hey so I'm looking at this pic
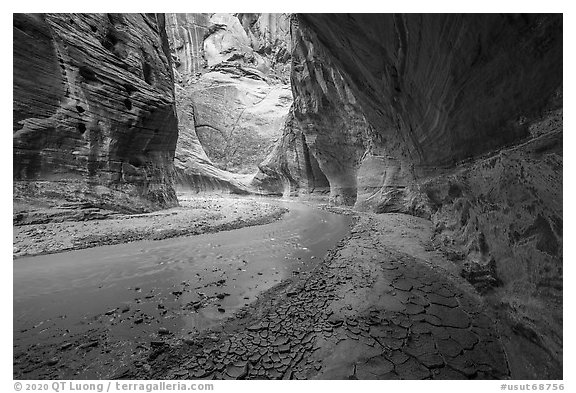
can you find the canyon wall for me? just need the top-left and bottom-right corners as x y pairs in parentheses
(13, 13), (179, 212)
(251, 106), (331, 196)
(257, 14), (562, 377)
(252, 18), (370, 200)
(168, 13), (291, 85)
(13, 13), (563, 377)
(166, 13), (292, 190)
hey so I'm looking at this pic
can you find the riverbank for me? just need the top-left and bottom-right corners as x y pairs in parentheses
(13, 197), (550, 379)
(13, 201), (352, 380)
(131, 212), (516, 380)
(13, 194), (288, 259)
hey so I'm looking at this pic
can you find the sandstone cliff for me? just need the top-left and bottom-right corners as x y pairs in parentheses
(251, 106), (330, 196)
(13, 13), (179, 212)
(256, 14), (563, 377)
(166, 13), (292, 190)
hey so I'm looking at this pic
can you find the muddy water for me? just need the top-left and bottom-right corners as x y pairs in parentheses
(13, 200), (352, 378)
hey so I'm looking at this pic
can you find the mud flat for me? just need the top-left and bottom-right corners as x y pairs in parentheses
(136, 212), (527, 380)
(13, 193), (288, 258)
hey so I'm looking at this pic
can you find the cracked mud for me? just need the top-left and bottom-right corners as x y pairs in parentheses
(131, 214), (510, 380)
(13, 200), (510, 380)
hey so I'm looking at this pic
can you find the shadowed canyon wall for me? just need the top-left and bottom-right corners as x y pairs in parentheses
(255, 14), (562, 377)
(13, 13), (179, 211)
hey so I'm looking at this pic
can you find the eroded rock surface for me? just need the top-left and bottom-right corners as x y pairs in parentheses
(166, 13), (292, 189)
(254, 20), (373, 203)
(168, 13), (290, 86)
(13, 13), (179, 211)
(251, 107), (330, 196)
(254, 14), (562, 376)
(182, 71), (292, 175)
(172, 83), (255, 194)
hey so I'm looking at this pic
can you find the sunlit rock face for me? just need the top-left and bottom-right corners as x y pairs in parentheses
(166, 13), (210, 80)
(172, 84), (254, 194)
(186, 71), (292, 175)
(13, 13), (179, 211)
(236, 13), (292, 83)
(257, 13), (562, 376)
(251, 107), (330, 196)
(166, 13), (292, 189)
(168, 13), (291, 84)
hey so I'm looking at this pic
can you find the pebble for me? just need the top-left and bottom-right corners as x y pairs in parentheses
(59, 342), (73, 350)
(78, 340), (98, 349)
(46, 357), (59, 366)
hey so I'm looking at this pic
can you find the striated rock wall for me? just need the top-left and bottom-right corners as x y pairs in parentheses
(253, 19), (373, 202)
(166, 13), (292, 189)
(251, 107), (330, 196)
(298, 14), (562, 167)
(256, 13), (562, 377)
(166, 13), (211, 81)
(13, 13), (179, 211)
(167, 13), (290, 84)
(236, 13), (292, 83)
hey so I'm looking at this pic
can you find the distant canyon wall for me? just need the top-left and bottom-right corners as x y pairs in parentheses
(168, 13), (291, 85)
(13, 13), (179, 211)
(165, 13), (293, 190)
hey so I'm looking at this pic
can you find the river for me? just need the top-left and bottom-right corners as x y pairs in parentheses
(13, 200), (352, 378)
